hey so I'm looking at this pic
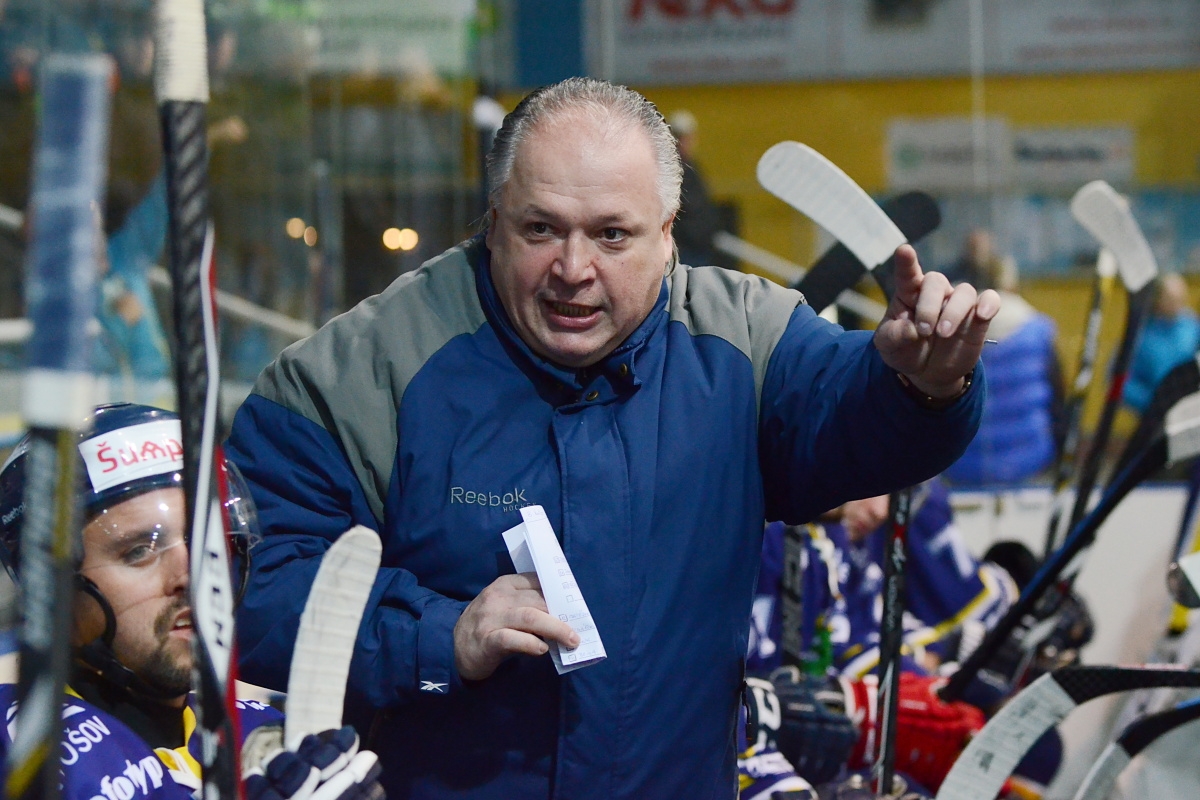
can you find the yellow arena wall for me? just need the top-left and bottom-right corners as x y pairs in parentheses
(634, 70), (1200, 435)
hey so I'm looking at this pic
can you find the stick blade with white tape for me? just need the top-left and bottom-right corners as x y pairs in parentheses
(284, 526), (382, 749)
(1064, 181), (1160, 533)
(796, 191), (941, 312)
(1070, 181), (1157, 295)
(6, 54), (111, 800)
(936, 666), (1200, 800)
(1073, 696), (1200, 800)
(757, 142), (908, 274)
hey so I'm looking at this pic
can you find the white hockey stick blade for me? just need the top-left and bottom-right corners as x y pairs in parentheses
(1165, 389), (1200, 465)
(1070, 181), (1157, 293)
(757, 142), (907, 271)
(284, 526), (382, 749)
(935, 666), (1200, 800)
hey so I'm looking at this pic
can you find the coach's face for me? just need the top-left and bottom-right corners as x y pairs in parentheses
(486, 112), (674, 369)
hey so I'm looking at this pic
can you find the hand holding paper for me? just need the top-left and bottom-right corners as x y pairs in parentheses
(503, 505), (607, 674)
(453, 572), (580, 682)
(453, 505), (606, 681)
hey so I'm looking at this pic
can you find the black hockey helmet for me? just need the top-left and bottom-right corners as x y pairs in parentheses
(0, 402), (260, 698)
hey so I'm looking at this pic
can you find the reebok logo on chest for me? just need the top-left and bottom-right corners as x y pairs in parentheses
(449, 486), (528, 513)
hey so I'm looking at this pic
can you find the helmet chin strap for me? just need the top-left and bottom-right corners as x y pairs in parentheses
(73, 575), (185, 703)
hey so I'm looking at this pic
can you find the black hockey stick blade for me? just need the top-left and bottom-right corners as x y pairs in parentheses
(797, 191), (941, 312)
(1114, 354), (1200, 480)
(1074, 695), (1200, 800)
(6, 54), (111, 800)
(937, 665), (1200, 800)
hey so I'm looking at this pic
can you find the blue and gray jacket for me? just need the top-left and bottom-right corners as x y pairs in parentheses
(226, 236), (984, 800)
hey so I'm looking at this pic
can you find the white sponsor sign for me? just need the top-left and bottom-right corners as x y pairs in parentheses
(78, 419), (183, 495)
(586, 0), (1200, 85)
(313, 0), (476, 76)
(1012, 127), (1133, 189)
(887, 117), (1013, 192)
(586, 0), (823, 85)
(886, 117), (1134, 191)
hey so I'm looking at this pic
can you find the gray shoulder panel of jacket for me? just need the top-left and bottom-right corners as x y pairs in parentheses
(252, 238), (488, 523)
(667, 265), (805, 409)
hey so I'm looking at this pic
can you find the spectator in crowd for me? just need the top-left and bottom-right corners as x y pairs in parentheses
(944, 229), (1062, 486)
(1124, 272), (1200, 413)
(667, 109), (723, 268)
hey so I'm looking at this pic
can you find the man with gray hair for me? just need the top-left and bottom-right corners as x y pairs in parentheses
(226, 77), (998, 799)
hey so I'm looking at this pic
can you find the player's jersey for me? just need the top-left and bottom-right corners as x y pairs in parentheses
(0, 684), (282, 800)
(748, 480), (1018, 678)
(746, 521), (842, 674)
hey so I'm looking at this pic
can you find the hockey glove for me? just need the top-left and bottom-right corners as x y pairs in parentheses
(746, 669), (858, 785)
(841, 673), (984, 792)
(242, 725), (385, 800)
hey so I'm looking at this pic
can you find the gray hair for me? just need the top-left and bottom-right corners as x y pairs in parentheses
(485, 78), (683, 224)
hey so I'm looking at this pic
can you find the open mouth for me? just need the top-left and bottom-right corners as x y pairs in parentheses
(170, 609), (192, 633)
(544, 300), (600, 321)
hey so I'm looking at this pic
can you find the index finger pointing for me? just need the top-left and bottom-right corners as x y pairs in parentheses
(890, 244), (922, 303)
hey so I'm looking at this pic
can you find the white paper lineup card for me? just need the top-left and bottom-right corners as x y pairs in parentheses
(502, 505), (607, 674)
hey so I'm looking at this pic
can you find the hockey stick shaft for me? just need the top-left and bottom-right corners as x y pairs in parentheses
(940, 437), (1167, 702)
(780, 526), (806, 669)
(1065, 285), (1156, 532)
(6, 55), (111, 800)
(873, 488), (912, 796)
(154, 2), (241, 798)
(1043, 263), (1116, 557)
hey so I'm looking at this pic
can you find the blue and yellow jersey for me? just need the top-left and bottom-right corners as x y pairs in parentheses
(0, 684), (282, 800)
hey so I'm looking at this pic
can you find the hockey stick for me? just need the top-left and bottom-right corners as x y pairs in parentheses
(1113, 354), (1200, 482)
(284, 526), (381, 748)
(936, 665), (1200, 800)
(940, 362), (1200, 703)
(795, 191), (941, 312)
(5, 55), (111, 800)
(153, 2), (241, 798)
(757, 142), (912, 308)
(1042, 249), (1118, 558)
(1073, 695), (1200, 800)
(1064, 181), (1159, 534)
(873, 488), (913, 797)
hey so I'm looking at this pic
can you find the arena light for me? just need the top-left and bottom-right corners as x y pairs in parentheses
(303, 226), (318, 247)
(397, 228), (419, 251)
(382, 227), (402, 250)
(286, 217), (306, 238)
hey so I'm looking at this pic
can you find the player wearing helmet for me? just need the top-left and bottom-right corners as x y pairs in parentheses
(0, 403), (384, 800)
